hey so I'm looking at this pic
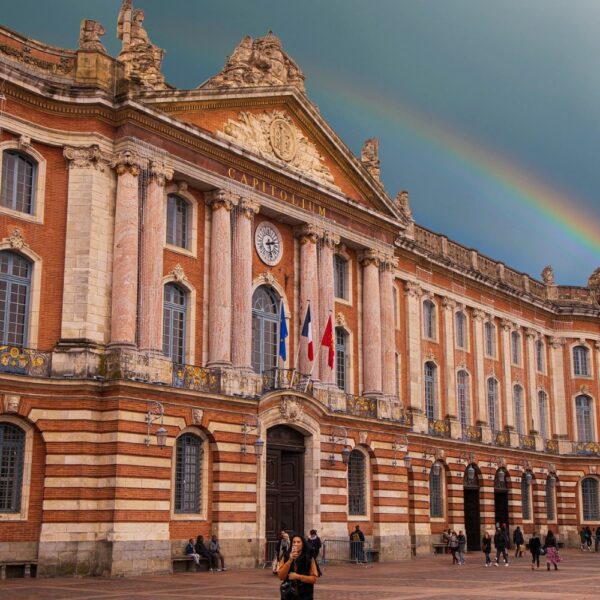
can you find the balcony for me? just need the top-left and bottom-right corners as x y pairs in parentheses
(494, 430), (511, 447)
(0, 345), (51, 377)
(573, 441), (600, 456)
(461, 424), (482, 443)
(173, 364), (221, 393)
(262, 368), (311, 393)
(545, 439), (559, 454)
(428, 418), (451, 438)
(519, 434), (536, 451)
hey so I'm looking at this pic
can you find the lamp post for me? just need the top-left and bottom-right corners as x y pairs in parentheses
(145, 401), (167, 449)
(241, 416), (264, 457)
(458, 451), (476, 480)
(519, 458), (532, 484)
(391, 434), (408, 467)
(329, 426), (350, 466)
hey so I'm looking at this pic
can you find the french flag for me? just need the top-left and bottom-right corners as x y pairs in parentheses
(301, 304), (314, 361)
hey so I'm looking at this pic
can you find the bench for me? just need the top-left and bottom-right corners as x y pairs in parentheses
(433, 543), (447, 555)
(0, 560), (37, 579)
(172, 556), (210, 573)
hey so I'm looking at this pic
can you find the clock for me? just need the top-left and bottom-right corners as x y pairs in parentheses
(255, 222), (283, 266)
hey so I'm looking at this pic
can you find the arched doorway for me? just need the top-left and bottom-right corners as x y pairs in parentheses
(463, 464), (481, 551)
(494, 469), (510, 537)
(266, 425), (305, 539)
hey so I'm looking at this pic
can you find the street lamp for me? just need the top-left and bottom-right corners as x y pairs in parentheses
(241, 416), (264, 457)
(145, 401), (167, 449)
(329, 426), (350, 466)
(391, 434), (408, 467)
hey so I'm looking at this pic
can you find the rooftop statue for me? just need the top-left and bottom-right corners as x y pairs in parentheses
(395, 190), (413, 221)
(361, 138), (381, 181)
(588, 267), (600, 290)
(79, 19), (107, 53)
(541, 265), (556, 286)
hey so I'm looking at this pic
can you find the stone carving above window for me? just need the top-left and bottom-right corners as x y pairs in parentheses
(218, 110), (338, 190)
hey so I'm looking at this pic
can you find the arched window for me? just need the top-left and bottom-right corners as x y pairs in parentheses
(535, 340), (545, 372)
(538, 391), (548, 440)
(1, 151), (36, 214)
(0, 252), (32, 346)
(513, 385), (524, 436)
(335, 327), (348, 392)
(333, 255), (348, 300)
(485, 321), (495, 357)
(163, 283), (187, 364)
(573, 345), (590, 376)
(0, 423), (25, 512)
(423, 299), (436, 339)
(166, 194), (190, 249)
(487, 378), (499, 433)
(251, 286), (279, 374)
(174, 433), (203, 513)
(581, 477), (599, 521)
(429, 462), (444, 518)
(424, 361), (437, 420)
(511, 331), (521, 364)
(457, 370), (470, 427)
(575, 395), (594, 442)
(521, 473), (532, 520)
(546, 476), (556, 521)
(348, 449), (366, 516)
(455, 311), (467, 349)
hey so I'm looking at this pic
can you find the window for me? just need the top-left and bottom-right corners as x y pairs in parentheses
(546, 476), (556, 521)
(582, 478), (599, 521)
(333, 255), (348, 300)
(521, 474), (531, 520)
(513, 385), (524, 436)
(575, 395), (594, 442)
(455, 311), (467, 349)
(163, 283), (187, 363)
(457, 370), (470, 427)
(536, 340), (545, 372)
(251, 286), (279, 374)
(0, 423), (25, 513)
(429, 463), (443, 518)
(0, 252), (31, 346)
(424, 361), (437, 420)
(538, 391), (548, 440)
(487, 378), (499, 433)
(174, 433), (203, 513)
(423, 299), (436, 339)
(335, 327), (348, 392)
(573, 345), (590, 376)
(511, 331), (521, 364)
(166, 194), (189, 249)
(348, 449), (366, 516)
(485, 321), (495, 357)
(1, 151), (36, 215)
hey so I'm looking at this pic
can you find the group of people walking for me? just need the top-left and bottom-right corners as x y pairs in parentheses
(184, 534), (226, 572)
(579, 526), (600, 551)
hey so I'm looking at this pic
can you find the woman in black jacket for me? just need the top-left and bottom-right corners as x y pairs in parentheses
(528, 531), (541, 570)
(481, 531), (492, 566)
(278, 534), (318, 600)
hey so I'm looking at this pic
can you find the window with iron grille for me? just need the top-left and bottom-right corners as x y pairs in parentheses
(487, 378), (498, 433)
(485, 321), (495, 357)
(424, 361), (437, 421)
(573, 345), (590, 376)
(348, 449), (366, 516)
(457, 370), (470, 427)
(429, 464), (443, 518)
(335, 327), (347, 392)
(0, 252), (31, 347)
(521, 474), (531, 520)
(536, 340), (544, 372)
(175, 434), (203, 513)
(0, 423), (25, 512)
(538, 391), (548, 440)
(575, 395), (594, 442)
(511, 331), (521, 364)
(546, 477), (555, 521)
(455, 311), (466, 349)
(1, 151), (36, 214)
(163, 283), (187, 364)
(166, 194), (189, 249)
(333, 255), (348, 300)
(582, 478), (599, 521)
(513, 385), (524, 436)
(423, 300), (436, 339)
(251, 286), (279, 374)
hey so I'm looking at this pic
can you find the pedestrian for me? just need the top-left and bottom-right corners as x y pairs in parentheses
(457, 530), (466, 565)
(501, 523), (510, 550)
(448, 530), (459, 565)
(273, 531), (290, 575)
(481, 530), (492, 566)
(306, 529), (322, 577)
(195, 534), (217, 571)
(544, 529), (561, 571)
(349, 525), (365, 563)
(494, 527), (509, 566)
(579, 526), (587, 551)
(442, 528), (451, 554)
(584, 526), (593, 551)
(208, 534), (227, 571)
(595, 526), (600, 552)
(278, 533), (318, 600)
(529, 531), (541, 570)
(513, 526), (524, 557)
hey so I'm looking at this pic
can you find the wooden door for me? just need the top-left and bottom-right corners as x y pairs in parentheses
(463, 488), (481, 551)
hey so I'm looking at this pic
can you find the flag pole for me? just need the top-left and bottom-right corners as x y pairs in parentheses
(275, 298), (283, 388)
(292, 300), (307, 375)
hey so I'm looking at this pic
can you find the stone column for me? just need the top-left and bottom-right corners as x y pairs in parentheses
(139, 160), (173, 353)
(500, 319), (515, 432)
(295, 224), (321, 378)
(360, 250), (382, 397)
(472, 309), (487, 425)
(525, 329), (539, 432)
(318, 231), (339, 384)
(110, 151), (146, 348)
(549, 337), (567, 438)
(379, 255), (398, 396)
(231, 198), (259, 370)
(442, 298), (458, 438)
(405, 281), (423, 416)
(206, 189), (235, 367)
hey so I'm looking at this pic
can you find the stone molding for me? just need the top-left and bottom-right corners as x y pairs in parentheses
(148, 160), (174, 186)
(4, 227), (27, 251)
(549, 336), (564, 349)
(63, 144), (112, 172)
(205, 189), (236, 211)
(358, 248), (380, 267)
(441, 297), (456, 311)
(321, 230), (340, 249)
(472, 308), (485, 322)
(404, 281), (422, 298)
(112, 150), (146, 176)
(294, 223), (323, 244)
(237, 198), (260, 219)
(379, 253), (398, 271)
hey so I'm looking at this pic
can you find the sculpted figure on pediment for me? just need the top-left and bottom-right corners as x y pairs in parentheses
(79, 20), (107, 53)
(588, 267), (600, 291)
(541, 265), (555, 286)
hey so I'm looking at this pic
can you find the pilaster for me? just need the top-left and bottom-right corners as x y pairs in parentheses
(318, 231), (339, 384)
(549, 337), (567, 437)
(525, 328), (540, 433)
(380, 254), (398, 396)
(501, 319), (514, 430)
(404, 281), (423, 413)
(360, 250), (382, 397)
(442, 297), (457, 419)
(472, 309), (487, 424)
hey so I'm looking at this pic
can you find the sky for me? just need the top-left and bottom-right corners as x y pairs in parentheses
(2, 0), (600, 286)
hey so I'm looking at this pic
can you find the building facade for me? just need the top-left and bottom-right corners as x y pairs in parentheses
(0, 2), (599, 577)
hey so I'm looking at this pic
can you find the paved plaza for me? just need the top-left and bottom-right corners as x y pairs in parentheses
(1, 549), (599, 600)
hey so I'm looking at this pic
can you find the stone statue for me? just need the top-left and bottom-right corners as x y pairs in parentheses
(541, 265), (556, 286)
(116, 0), (167, 90)
(79, 19), (107, 53)
(361, 138), (380, 181)
(588, 267), (600, 290)
(395, 190), (413, 221)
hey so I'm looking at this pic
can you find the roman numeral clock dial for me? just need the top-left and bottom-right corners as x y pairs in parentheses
(255, 222), (283, 266)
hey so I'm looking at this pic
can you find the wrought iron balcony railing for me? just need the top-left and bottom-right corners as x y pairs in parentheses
(519, 434), (536, 450)
(461, 424), (482, 443)
(545, 439), (559, 454)
(345, 394), (378, 419)
(494, 430), (511, 447)
(173, 364), (221, 393)
(0, 345), (51, 377)
(573, 441), (600, 456)
(262, 368), (312, 393)
(428, 418), (451, 438)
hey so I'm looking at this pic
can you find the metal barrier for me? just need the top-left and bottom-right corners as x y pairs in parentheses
(262, 540), (280, 569)
(321, 539), (373, 567)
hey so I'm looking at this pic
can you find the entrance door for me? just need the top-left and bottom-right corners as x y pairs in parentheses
(494, 491), (509, 533)
(266, 425), (305, 540)
(463, 488), (481, 551)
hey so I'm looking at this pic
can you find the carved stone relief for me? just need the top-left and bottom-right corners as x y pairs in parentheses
(280, 395), (303, 422)
(192, 408), (203, 425)
(3, 394), (20, 413)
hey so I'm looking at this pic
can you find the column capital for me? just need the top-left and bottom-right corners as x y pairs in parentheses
(379, 253), (398, 271)
(238, 198), (260, 219)
(63, 144), (112, 172)
(358, 248), (380, 267)
(294, 223), (323, 244)
(206, 188), (236, 211)
(595, 341), (600, 352)
(525, 328), (539, 340)
(441, 296), (456, 311)
(549, 336), (565, 349)
(149, 160), (174, 187)
(404, 280), (422, 298)
(321, 230), (340, 249)
(500, 318), (513, 332)
(112, 150), (147, 177)
(472, 308), (486, 322)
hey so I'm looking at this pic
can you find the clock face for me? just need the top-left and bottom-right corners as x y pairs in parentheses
(255, 222), (283, 266)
